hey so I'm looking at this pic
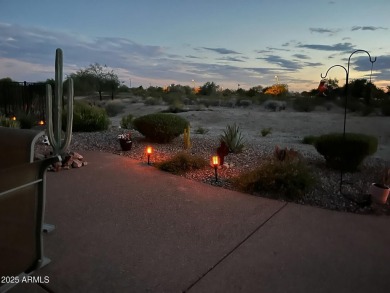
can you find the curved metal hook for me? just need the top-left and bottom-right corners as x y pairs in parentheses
(320, 64), (348, 79)
(348, 49), (377, 67)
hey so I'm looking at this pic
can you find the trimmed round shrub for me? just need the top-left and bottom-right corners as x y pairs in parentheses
(104, 100), (126, 117)
(133, 113), (189, 143)
(69, 101), (110, 132)
(314, 133), (378, 172)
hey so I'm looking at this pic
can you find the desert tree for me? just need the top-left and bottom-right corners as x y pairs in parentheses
(70, 63), (120, 100)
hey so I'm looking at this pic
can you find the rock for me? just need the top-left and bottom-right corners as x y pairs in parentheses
(72, 159), (83, 168)
(70, 151), (83, 160)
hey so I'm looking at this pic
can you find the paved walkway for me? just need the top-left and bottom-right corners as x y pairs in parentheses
(9, 151), (390, 293)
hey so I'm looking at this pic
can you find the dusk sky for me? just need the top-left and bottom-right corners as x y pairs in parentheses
(1, 0), (389, 92)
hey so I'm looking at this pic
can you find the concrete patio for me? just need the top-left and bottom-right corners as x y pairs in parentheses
(8, 151), (390, 293)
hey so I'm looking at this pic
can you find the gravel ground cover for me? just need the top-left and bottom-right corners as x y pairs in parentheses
(35, 127), (390, 216)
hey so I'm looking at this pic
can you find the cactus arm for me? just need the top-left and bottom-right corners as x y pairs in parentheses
(45, 84), (59, 153)
(61, 78), (74, 151)
(54, 49), (63, 147)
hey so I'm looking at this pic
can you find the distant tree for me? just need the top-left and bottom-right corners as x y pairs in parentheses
(105, 70), (120, 100)
(70, 63), (120, 100)
(199, 81), (219, 95)
(246, 86), (263, 97)
(327, 78), (339, 89)
(222, 88), (233, 96)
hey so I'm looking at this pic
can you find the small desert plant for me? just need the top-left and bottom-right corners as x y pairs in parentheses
(133, 113), (189, 143)
(232, 158), (316, 199)
(314, 133), (378, 172)
(163, 99), (186, 113)
(302, 135), (319, 145)
(183, 125), (191, 149)
(0, 115), (19, 128)
(274, 145), (301, 162)
(156, 152), (208, 174)
(144, 96), (162, 105)
(120, 114), (134, 129)
(260, 127), (272, 137)
(104, 100), (126, 117)
(220, 123), (245, 153)
(194, 126), (209, 134)
(69, 101), (110, 132)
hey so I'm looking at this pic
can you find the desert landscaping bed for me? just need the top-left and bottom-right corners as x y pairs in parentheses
(35, 126), (390, 216)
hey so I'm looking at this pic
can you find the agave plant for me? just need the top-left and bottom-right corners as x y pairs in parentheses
(220, 123), (245, 153)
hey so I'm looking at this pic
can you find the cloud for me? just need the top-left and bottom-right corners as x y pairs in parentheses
(266, 47), (290, 52)
(353, 54), (384, 71)
(185, 55), (202, 59)
(255, 49), (272, 54)
(309, 28), (340, 35)
(304, 61), (323, 67)
(351, 26), (387, 31)
(257, 55), (302, 71)
(297, 42), (355, 52)
(217, 57), (245, 62)
(201, 47), (240, 54)
(292, 54), (310, 60)
(0, 23), (167, 70)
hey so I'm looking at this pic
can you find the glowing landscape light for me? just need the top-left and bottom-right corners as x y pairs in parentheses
(146, 146), (153, 165)
(212, 155), (220, 182)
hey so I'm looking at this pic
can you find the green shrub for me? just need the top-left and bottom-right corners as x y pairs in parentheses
(144, 96), (162, 105)
(232, 159), (315, 199)
(120, 114), (134, 129)
(104, 100), (126, 117)
(194, 126), (209, 134)
(381, 99), (390, 116)
(314, 133), (378, 172)
(292, 97), (316, 112)
(302, 135), (318, 145)
(220, 123), (245, 153)
(133, 113), (189, 143)
(260, 127), (272, 137)
(156, 152), (208, 174)
(70, 101), (110, 132)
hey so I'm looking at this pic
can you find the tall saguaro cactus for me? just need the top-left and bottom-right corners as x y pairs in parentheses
(46, 48), (74, 158)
